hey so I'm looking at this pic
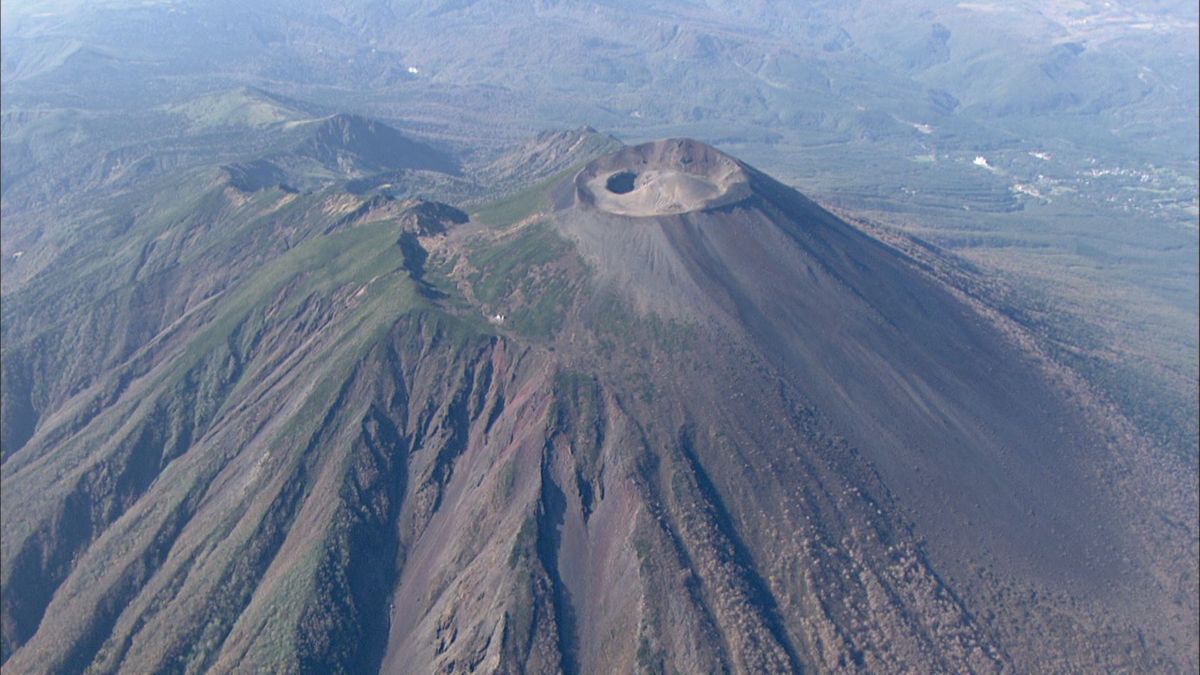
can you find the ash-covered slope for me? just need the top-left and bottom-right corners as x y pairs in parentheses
(559, 139), (1131, 586)
(1, 137), (1195, 674)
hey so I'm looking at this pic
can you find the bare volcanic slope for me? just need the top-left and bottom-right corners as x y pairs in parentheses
(537, 139), (1195, 671)
(1, 137), (1195, 674)
(559, 139), (1133, 584)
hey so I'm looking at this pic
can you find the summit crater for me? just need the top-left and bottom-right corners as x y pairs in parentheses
(575, 138), (752, 216)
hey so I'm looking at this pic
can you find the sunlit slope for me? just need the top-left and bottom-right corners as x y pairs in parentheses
(1, 139), (1195, 673)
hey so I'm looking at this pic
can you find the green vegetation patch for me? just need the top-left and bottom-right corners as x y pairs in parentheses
(588, 290), (697, 357)
(471, 184), (550, 228)
(470, 158), (595, 227)
(465, 221), (580, 339)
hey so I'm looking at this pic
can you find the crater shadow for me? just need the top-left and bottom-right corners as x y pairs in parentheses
(605, 171), (638, 194)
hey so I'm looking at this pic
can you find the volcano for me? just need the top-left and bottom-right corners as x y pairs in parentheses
(1, 138), (1194, 674)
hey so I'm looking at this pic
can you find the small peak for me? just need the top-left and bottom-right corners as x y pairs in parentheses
(399, 199), (469, 235)
(219, 159), (290, 192)
(298, 114), (459, 175)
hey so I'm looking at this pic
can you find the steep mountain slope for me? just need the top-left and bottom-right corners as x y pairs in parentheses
(1, 138), (1195, 673)
(269, 113), (461, 182)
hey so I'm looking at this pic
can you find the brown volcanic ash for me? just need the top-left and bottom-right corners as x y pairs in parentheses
(1, 139), (1195, 674)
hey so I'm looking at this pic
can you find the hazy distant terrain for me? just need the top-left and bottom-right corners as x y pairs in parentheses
(1, 1), (1196, 673)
